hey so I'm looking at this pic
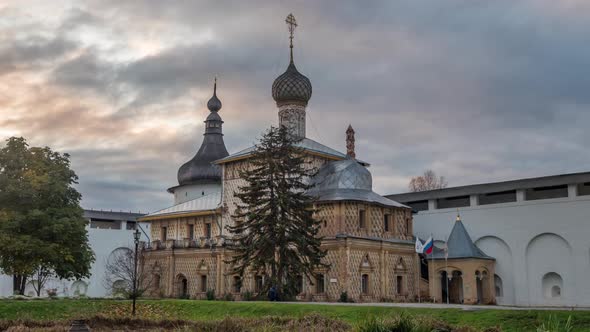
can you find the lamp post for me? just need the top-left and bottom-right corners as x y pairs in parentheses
(132, 228), (141, 316)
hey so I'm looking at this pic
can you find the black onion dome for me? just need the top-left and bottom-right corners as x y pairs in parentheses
(176, 80), (229, 186)
(177, 135), (228, 185)
(272, 61), (312, 107)
(207, 81), (222, 112)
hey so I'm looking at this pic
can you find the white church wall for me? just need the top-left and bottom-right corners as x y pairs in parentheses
(172, 183), (221, 205)
(412, 195), (590, 306)
(474, 236), (515, 305)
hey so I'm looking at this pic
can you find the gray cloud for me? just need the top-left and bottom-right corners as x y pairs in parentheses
(1, 0), (589, 210)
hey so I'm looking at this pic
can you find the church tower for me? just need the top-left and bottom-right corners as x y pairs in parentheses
(271, 14), (312, 139)
(169, 79), (229, 204)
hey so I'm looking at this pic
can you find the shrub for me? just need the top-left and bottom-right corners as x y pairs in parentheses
(206, 289), (216, 301)
(536, 315), (574, 332)
(222, 293), (234, 301)
(242, 291), (255, 301)
(46, 289), (58, 298)
(356, 313), (455, 332)
(338, 291), (349, 303)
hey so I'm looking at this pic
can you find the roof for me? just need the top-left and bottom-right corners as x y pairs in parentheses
(429, 217), (494, 260)
(176, 83), (229, 186)
(215, 137), (369, 165)
(386, 171), (590, 203)
(176, 134), (229, 186)
(83, 209), (145, 221)
(143, 192), (221, 219)
(311, 189), (408, 208)
(306, 158), (407, 208)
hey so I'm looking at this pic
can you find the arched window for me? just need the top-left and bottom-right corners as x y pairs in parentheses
(542, 272), (563, 299)
(361, 274), (369, 294)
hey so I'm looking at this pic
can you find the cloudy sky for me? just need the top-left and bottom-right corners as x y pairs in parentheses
(1, 0), (589, 213)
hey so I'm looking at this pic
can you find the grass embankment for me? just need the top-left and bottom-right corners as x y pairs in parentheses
(0, 299), (589, 331)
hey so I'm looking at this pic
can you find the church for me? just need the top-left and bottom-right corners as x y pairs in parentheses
(139, 15), (423, 303)
(138, 15), (499, 304)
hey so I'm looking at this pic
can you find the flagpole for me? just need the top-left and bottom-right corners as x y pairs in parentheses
(445, 247), (449, 304)
(431, 233), (434, 303)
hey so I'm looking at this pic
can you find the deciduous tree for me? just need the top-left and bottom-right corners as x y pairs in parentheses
(0, 137), (94, 295)
(408, 169), (448, 192)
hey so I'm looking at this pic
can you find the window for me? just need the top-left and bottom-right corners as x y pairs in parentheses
(200, 275), (207, 292)
(479, 190), (517, 205)
(153, 275), (161, 292)
(383, 214), (390, 232)
(526, 185), (568, 201)
(296, 275), (303, 294)
(359, 210), (366, 229)
(405, 218), (411, 235)
(255, 276), (264, 292)
(396, 276), (403, 295)
(361, 274), (369, 294)
(406, 200), (429, 212)
(577, 182), (590, 196)
(161, 227), (167, 241)
(316, 274), (325, 294)
(205, 223), (212, 239)
(233, 276), (241, 293)
(189, 225), (194, 239)
(126, 221), (136, 230)
(436, 196), (470, 209)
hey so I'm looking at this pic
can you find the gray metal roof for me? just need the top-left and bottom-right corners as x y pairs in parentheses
(386, 171), (590, 203)
(429, 217), (494, 260)
(215, 137), (369, 165)
(310, 157), (372, 191)
(83, 209), (145, 221)
(307, 158), (407, 208)
(146, 192), (221, 217)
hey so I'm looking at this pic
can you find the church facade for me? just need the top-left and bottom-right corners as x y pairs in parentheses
(139, 16), (423, 302)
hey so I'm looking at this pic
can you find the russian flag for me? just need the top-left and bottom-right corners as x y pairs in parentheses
(423, 237), (434, 255)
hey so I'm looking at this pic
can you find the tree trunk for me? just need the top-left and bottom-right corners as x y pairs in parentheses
(13, 275), (26, 295)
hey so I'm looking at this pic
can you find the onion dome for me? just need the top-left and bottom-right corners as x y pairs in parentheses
(272, 13), (312, 107)
(176, 79), (229, 185)
(272, 61), (312, 107)
(207, 80), (222, 112)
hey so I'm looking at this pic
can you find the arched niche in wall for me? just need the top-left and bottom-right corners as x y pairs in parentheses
(525, 233), (572, 305)
(475, 235), (514, 305)
(542, 272), (563, 299)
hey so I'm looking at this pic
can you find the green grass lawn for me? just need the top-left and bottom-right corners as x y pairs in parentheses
(0, 299), (589, 331)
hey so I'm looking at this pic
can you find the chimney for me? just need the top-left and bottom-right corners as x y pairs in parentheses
(346, 125), (355, 158)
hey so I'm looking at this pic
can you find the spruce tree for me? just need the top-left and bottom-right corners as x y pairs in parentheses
(226, 126), (327, 298)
